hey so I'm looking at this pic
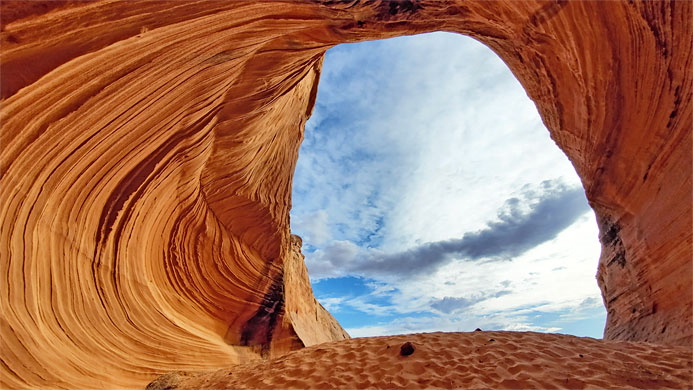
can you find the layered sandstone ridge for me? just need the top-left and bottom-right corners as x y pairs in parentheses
(1, 1), (691, 389)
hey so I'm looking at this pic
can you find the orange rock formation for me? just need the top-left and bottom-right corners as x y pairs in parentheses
(1, 1), (691, 389)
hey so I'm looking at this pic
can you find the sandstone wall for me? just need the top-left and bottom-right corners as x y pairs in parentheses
(1, 1), (690, 388)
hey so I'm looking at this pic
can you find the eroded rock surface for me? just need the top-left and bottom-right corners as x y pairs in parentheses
(1, 1), (691, 389)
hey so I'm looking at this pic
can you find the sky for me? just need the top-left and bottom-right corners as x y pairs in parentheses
(290, 32), (606, 339)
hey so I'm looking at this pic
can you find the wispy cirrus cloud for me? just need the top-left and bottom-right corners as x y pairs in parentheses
(291, 32), (605, 338)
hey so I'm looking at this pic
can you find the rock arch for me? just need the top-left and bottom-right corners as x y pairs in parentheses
(1, 1), (690, 388)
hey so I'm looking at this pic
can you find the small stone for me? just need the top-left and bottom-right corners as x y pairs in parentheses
(579, 354), (584, 358)
(488, 338), (495, 342)
(400, 341), (415, 356)
(146, 372), (183, 390)
(474, 328), (482, 332)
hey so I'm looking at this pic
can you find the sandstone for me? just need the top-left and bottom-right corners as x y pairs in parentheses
(1, 1), (690, 388)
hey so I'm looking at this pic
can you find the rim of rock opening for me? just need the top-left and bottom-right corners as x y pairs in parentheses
(0, 1), (690, 389)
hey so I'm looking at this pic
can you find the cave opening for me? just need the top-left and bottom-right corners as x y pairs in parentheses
(290, 32), (606, 338)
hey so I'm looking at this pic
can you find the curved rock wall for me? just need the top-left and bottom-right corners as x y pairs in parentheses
(1, 1), (690, 388)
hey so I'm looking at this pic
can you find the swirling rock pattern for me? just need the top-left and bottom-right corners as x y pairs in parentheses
(1, 1), (690, 389)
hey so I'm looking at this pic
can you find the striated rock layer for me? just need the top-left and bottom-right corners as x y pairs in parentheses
(1, 0), (691, 389)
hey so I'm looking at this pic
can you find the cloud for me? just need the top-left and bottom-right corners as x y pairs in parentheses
(304, 240), (360, 279)
(578, 297), (600, 308)
(292, 210), (330, 246)
(430, 296), (479, 314)
(317, 297), (345, 312)
(345, 313), (562, 338)
(350, 181), (590, 278)
(342, 296), (396, 317)
(291, 32), (605, 338)
(430, 290), (512, 314)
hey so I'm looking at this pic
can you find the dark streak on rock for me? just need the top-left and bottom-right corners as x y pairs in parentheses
(241, 273), (285, 356)
(667, 86), (680, 129)
(444, 4), (469, 17)
(377, 0), (419, 20)
(641, 2), (669, 57)
(598, 216), (627, 268)
(389, 0), (416, 15)
(523, 0), (568, 37)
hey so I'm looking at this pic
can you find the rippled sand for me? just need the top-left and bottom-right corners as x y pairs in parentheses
(147, 331), (692, 389)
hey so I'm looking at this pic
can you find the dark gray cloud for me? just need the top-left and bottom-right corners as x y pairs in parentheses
(351, 180), (591, 278)
(305, 240), (360, 279)
(431, 297), (478, 313)
(578, 297), (599, 308)
(430, 290), (512, 313)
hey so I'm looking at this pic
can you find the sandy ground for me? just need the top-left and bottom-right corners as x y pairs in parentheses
(147, 331), (692, 389)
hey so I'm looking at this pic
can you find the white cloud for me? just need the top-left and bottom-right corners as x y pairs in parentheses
(292, 210), (330, 246)
(317, 297), (346, 312)
(346, 313), (562, 338)
(304, 240), (360, 279)
(307, 209), (603, 337)
(342, 296), (396, 317)
(341, 182), (591, 280)
(291, 32), (604, 338)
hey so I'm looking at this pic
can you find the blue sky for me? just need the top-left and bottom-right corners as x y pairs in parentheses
(290, 32), (606, 338)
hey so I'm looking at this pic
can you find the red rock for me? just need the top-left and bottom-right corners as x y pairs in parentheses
(0, 1), (690, 388)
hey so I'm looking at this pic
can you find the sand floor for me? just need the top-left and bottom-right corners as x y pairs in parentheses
(147, 331), (692, 389)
